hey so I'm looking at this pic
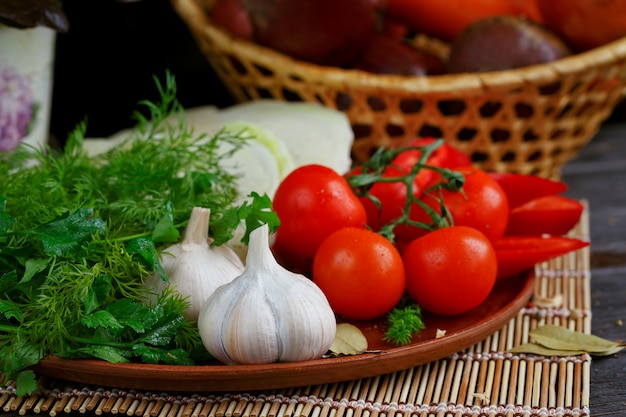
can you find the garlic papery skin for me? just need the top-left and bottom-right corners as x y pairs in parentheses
(197, 223), (337, 365)
(142, 207), (244, 322)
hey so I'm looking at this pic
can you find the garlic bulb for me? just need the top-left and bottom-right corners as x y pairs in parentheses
(143, 207), (244, 322)
(198, 223), (337, 365)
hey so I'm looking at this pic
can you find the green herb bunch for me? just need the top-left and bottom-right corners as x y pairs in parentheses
(0, 73), (279, 395)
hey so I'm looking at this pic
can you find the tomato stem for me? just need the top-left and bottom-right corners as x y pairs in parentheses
(348, 140), (466, 243)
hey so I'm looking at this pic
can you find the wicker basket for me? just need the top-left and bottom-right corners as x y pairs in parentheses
(172, 0), (626, 178)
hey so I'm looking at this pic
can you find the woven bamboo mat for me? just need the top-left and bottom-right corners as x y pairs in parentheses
(0, 204), (592, 417)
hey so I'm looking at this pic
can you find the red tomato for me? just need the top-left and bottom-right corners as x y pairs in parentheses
(537, 0), (626, 51)
(312, 227), (406, 320)
(353, 138), (472, 234)
(494, 235), (589, 279)
(387, 0), (542, 42)
(272, 165), (367, 274)
(402, 226), (497, 316)
(488, 172), (568, 209)
(505, 195), (584, 236)
(398, 167), (509, 244)
(358, 165), (410, 232)
(394, 138), (473, 173)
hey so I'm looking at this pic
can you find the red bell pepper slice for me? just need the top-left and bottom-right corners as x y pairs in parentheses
(488, 172), (568, 209)
(505, 195), (585, 236)
(495, 235), (589, 280)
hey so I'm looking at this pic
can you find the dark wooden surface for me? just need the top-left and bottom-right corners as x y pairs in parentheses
(561, 123), (626, 416)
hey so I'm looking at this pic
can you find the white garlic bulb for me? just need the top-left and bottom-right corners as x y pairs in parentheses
(143, 207), (244, 322)
(198, 223), (337, 365)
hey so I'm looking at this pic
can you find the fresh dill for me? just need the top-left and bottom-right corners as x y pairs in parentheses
(383, 298), (426, 346)
(0, 72), (279, 395)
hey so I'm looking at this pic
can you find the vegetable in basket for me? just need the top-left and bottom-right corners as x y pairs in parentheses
(536, 0), (626, 51)
(210, 0), (386, 66)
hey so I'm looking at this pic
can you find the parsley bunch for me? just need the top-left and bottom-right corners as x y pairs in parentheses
(0, 73), (279, 395)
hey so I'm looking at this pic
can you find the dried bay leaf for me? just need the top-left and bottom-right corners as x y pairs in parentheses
(507, 325), (625, 357)
(591, 344), (626, 357)
(508, 343), (586, 357)
(328, 323), (369, 356)
(530, 325), (620, 353)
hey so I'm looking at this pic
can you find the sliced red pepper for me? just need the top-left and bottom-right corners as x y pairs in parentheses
(495, 235), (589, 280)
(488, 172), (568, 209)
(505, 195), (584, 236)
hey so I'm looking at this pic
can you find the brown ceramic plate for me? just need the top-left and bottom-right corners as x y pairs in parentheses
(34, 273), (534, 392)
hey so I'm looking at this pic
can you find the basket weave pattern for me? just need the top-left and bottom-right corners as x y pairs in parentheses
(174, 0), (626, 178)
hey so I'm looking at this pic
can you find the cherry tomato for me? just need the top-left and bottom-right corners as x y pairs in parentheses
(353, 138), (472, 234)
(312, 227), (406, 320)
(495, 235), (589, 279)
(402, 226), (497, 316)
(505, 195), (584, 236)
(536, 0), (626, 51)
(272, 165), (367, 274)
(393, 138), (473, 176)
(387, 0), (542, 42)
(488, 172), (567, 209)
(398, 167), (509, 244)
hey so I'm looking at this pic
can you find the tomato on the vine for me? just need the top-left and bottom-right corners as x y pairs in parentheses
(272, 164), (367, 274)
(402, 226), (497, 316)
(312, 227), (406, 320)
(397, 166), (509, 244)
(350, 137), (472, 236)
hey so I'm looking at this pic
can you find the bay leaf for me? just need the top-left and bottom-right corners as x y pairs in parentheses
(329, 323), (368, 356)
(507, 343), (587, 356)
(590, 344), (625, 357)
(530, 325), (620, 353)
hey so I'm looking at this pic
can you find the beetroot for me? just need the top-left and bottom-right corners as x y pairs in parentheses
(212, 0), (387, 67)
(354, 35), (446, 76)
(211, 0), (254, 41)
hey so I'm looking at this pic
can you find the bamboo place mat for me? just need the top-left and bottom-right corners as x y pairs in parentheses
(0, 204), (592, 417)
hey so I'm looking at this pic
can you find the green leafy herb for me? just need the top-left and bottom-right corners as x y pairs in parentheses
(383, 298), (426, 346)
(0, 72), (280, 393)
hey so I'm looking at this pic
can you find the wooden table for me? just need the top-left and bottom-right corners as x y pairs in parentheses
(561, 122), (626, 416)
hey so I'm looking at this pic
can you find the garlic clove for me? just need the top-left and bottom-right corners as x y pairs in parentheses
(198, 223), (337, 365)
(142, 207), (244, 322)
